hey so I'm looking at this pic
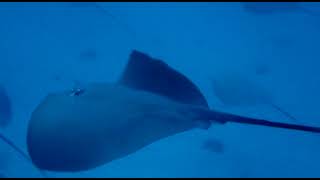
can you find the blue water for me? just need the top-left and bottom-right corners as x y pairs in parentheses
(1, 2), (320, 178)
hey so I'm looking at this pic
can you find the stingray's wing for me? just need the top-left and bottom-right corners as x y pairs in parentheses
(118, 50), (209, 108)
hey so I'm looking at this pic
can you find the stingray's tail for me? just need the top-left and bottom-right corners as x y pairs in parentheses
(196, 108), (320, 134)
(0, 133), (48, 177)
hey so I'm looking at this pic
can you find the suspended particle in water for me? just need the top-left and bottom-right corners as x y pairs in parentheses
(79, 48), (97, 62)
(202, 137), (225, 154)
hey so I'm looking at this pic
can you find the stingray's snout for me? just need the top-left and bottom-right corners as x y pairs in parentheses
(26, 90), (110, 172)
(27, 94), (78, 171)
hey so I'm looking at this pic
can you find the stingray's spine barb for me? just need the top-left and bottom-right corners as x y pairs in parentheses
(269, 103), (300, 123)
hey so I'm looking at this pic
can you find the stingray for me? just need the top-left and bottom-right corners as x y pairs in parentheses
(0, 86), (12, 128)
(211, 74), (300, 123)
(3, 50), (315, 173)
(241, 2), (320, 17)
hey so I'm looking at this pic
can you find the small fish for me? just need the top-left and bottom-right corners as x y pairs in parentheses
(202, 137), (225, 154)
(254, 63), (270, 76)
(79, 48), (97, 62)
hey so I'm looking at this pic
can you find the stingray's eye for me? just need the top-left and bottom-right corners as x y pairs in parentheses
(69, 88), (85, 96)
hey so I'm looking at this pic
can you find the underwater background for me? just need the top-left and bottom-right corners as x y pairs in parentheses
(1, 2), (320, 178)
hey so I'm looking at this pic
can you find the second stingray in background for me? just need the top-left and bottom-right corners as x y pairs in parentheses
(210, 73), (299, 123)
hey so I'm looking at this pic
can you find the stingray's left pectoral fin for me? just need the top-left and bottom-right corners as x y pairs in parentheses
(117, 50), (209, 108)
